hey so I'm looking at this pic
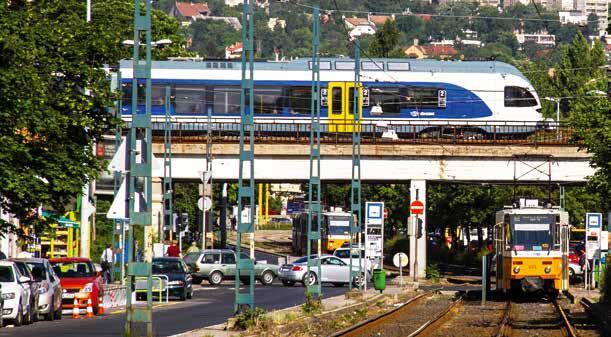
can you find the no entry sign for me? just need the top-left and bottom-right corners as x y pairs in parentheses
(410, 200), (424, 215)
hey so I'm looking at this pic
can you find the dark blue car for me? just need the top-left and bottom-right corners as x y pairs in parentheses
(152, 257), (193, 301)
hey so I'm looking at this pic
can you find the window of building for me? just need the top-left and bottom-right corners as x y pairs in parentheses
(504, 86), (537, 107)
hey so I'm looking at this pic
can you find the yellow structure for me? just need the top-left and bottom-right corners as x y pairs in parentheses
(40, 211), (80, 258)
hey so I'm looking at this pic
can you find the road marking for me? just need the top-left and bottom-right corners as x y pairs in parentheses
(111, 301), (182, 315)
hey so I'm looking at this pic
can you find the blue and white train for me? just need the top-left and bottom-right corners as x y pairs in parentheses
(117, 58), (544, 134)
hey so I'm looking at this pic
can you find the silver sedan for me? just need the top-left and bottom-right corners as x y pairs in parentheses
(278, 255), (368, 288)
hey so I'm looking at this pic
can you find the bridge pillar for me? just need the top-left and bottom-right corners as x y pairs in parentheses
(409, 179), (427, 280)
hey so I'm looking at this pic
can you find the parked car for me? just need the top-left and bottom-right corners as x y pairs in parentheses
(13, 258), (62, 320)
(11, 260), (40, 323)
(184, 249), (279, 286)
(49, 257), (102, 315)
(152, 257), (193, 301)
(278, 255), (369, 287)
(332, 247), (373, 272)
(0, 261), (33, 326)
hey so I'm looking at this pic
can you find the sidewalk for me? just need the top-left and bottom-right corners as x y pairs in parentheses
(170, 284), (414, 337)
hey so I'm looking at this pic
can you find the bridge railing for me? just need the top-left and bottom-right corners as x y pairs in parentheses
(146, 120), (575, 146)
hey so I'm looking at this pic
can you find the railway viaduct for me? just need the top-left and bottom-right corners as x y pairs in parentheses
(104, 132), (593, 278)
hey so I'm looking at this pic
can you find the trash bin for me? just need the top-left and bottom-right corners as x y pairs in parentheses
(372, 269), (386, 293)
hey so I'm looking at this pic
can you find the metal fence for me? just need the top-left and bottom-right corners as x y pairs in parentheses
(144, 120), (576, 146)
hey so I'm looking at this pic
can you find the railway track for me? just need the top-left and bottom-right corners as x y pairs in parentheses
(333, 291), (462, 337)
(495, 299), (579, 337)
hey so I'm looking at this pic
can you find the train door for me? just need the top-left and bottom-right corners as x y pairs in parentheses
(328, 82), (362, 133)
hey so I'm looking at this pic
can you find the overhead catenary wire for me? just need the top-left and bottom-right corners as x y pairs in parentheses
(290, 1), (604, 24)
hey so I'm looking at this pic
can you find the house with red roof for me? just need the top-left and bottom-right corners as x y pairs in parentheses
(170, 1), (211, 25)
(403, 41), (459, 60)
(225, 42), (242, 59)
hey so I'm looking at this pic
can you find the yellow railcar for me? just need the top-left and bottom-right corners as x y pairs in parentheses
(494, 203), (570, 294)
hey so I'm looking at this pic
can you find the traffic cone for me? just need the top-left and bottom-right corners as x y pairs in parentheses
(98, 296), (105, 315)
(86, 297), (94, 318)
(71, 298), (81, 319)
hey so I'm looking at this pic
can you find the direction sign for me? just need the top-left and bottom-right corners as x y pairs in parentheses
(410, 200), (424, 215)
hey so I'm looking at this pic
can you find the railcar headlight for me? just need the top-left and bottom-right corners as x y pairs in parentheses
(513, 266), (520, 273)
(544, 266), (551, 274)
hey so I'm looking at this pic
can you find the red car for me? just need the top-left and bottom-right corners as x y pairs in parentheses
(49, 257), (103, 314)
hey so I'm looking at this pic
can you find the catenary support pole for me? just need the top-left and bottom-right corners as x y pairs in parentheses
(235, 0), (256, 313)
(125, 0), (154, 334)
(349, 38), (362, 291)
(163, 86), (173, 242)
(306, 4), (322, 299)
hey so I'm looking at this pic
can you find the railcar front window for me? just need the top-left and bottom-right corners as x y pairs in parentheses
(504, 86), (537, 107)
(511, 214), (553, 251)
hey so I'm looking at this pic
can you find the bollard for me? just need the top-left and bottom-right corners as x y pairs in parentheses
(72, 298), (81, 319)
(86, 297), (94, 318)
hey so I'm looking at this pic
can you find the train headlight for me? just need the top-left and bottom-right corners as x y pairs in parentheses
(544, 266), (551, 274)
(513, 266), (520, 274)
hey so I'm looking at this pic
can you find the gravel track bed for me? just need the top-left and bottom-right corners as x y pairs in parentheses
(349, 294), (455, 337)
(428, 299), (508, 337)
(511, 301), (566, 337)
(565, 302), (602, 337)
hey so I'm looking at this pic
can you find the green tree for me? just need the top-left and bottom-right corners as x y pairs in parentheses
(368, 20), (401, 57)
(190, 20), (241, 58)
(395, 15), (426, 45)
(0, 0), (187, 234)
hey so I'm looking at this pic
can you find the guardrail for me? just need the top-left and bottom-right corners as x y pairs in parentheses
(133, 275), (169, 303)
(102, 284), (127, 308)
(144, 120), (576, 146)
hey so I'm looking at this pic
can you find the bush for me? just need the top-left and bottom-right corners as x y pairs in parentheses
(425, 264), (441, 283)
(601, 257), (611, 305)
(302, 292), (323, 314)
(385, 235), (409, 263)
(231, 307), (268, 331)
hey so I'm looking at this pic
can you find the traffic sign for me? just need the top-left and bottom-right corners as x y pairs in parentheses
(393, 252), (408, 268)
(383, 208), (388, 219)
(198, 197), (212, 211)
(410, 200), (424, 215)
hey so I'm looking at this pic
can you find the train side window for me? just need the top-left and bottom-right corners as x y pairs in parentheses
(252, 86), (283, 114)
(348, 88), (356, 115)
(369, 87), (401, 114)
(331, 87), (342, 115)
(404, 87), (440, 108)
(287, 86), (311, 115)
(175, 85), (205, 114)
(504, 86), (537, 107)
(213, 86), (241, 114)
(151, 85), (167, 105)
(121, 83), (165, 106)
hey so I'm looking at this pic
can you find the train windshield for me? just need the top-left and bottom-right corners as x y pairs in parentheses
(510, 214), (553, 251)
(328, 216), (350, 236)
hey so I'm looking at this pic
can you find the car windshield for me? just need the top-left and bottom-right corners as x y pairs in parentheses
(26, 262), (47, 282)
(152, 261), (184, 274)
(329, 225), (350, 236)
(183, 253), (200, 264)
(334, 250), (363, 259)
(53, 262), (95, 278)
(0, 266), (14, 282)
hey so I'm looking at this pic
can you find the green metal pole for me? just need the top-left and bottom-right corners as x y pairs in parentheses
(306, 5), (322, 299)
(163, 86), (173, 240)
(235, 0), (256, 313)
(112, 71), (123, 283)
(125, 0), (154, 334)
(349, 39), (362, 291)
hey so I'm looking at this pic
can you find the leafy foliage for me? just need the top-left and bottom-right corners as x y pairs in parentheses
(231, 307), (268, 331)
(302, 292), (323, 315)
(0, 0), (188, 234)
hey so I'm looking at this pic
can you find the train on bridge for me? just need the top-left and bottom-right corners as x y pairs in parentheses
(117, 58), (546, 137)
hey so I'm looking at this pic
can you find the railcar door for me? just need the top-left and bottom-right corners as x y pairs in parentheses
(328, 82), (362, 133)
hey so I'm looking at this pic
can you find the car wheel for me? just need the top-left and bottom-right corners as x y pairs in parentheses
(208, 271), (223, 286)
(46, 297), (55, 321)
(260, 271), (275, 286)
(352, 273), (365, 288)
(333, 283), (344, 287)
(302, 272), (317, 287)
(54, 304), (63, 320)
(13, 301), (23, 327)
(281, 280), (295, 287)
(23, 302), (31, 325)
